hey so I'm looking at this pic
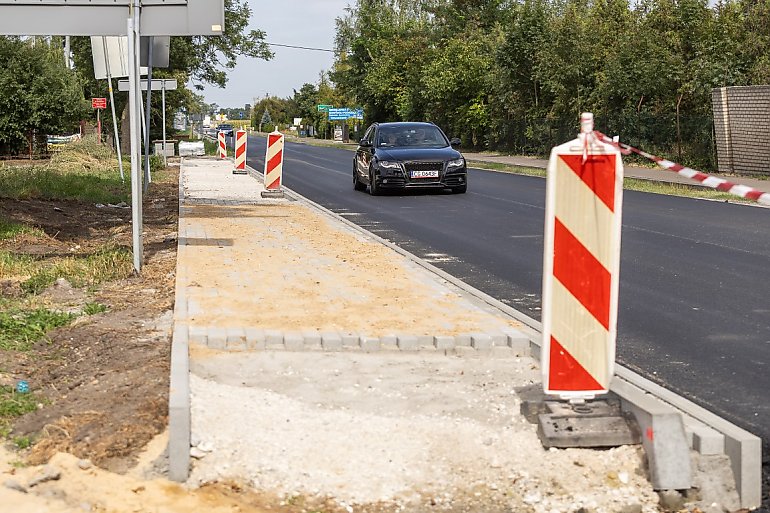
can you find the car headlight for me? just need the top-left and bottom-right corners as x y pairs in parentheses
(377, 160), (403, 174)
(446, 158), (465, 170)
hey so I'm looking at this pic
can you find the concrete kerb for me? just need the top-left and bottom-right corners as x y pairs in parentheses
(242, 161), (762, 507)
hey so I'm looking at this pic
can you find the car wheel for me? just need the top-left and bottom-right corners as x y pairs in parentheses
(369, 168), (380, 196)
(353, 165), (366, 191)
(452, 184), (467, 194)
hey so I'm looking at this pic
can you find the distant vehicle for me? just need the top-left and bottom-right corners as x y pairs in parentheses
(203, 115), (211, 128)
(217, 123), (234, 137)
(353, 122), (467, 195)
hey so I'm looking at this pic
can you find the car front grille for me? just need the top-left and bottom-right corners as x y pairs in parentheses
(404, 161), (444, 173)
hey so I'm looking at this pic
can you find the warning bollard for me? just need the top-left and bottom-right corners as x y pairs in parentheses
(218, 131), (226, 159)
(261, 130), (284, 199)
(233, 130), (247, 174)
(541, 112), (624, 400)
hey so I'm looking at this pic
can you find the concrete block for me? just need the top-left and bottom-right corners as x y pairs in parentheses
(321, 332), (343, 351)
(301, 329), (322, 350)
(284, 332), (304, 351)
(683, 415), (724, 456)
(360, 336), (380, 352)
(416, 335), (434, 349)
(612, 379), (692, 490)
(397, 335), (419, 351)
(207, 327), (227, 350)
(244, 328), (266, 350)
(380, 334), (398, 349)
(187, 298), (204, 316)
(188, 326), (208, 345)
(265, 329), (284, 347)
(433, 336), (455, 350)
(226, 327), (246, 350)
(471, 334), (492, 350)
(490, 333), (508, 346)
(341, 332), (360, 348)
(455, 334), (472, 347)
(504, 328), (531, 355)
(491, 346), (514, 357)
(168, 324), (190, 482)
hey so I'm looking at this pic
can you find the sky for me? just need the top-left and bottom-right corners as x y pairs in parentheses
(198, 0), (351, 109)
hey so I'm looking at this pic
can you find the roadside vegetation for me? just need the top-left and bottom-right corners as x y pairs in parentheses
(0, 138), (151, 438)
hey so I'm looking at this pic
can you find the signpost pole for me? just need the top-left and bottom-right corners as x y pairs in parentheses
(162, 81), (167, 168)
(97, 107), (101, 143)
(128, 9), (143, 272)
(143, 36), (153, 190)
(102, 37), (124, 181)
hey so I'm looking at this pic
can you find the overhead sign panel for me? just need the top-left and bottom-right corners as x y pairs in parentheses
(118, 79), (178, 91)
(0, 0), (224, 36)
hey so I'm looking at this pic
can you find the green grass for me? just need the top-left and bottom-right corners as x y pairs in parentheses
(203, 138), (219, 156)
(0, 246), (134, 296)
(467, 161), (755, 203)
(0, 308), (76, 351)
(82, 302), (108, 315)
(0, 219), (45, 240)
(0, 385), (40, 439)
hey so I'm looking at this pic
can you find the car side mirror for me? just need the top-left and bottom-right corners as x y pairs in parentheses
(450, 138), (461, 147)
(359, 140), (372, 148)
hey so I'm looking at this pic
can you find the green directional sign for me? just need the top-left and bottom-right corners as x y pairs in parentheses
(317, 104), (332, 112)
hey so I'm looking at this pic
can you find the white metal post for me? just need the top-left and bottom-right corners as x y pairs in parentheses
(102, 37), (124, 181)
(128, 8), (143, 272)
(162, 82), (167, 168)
(143, 36), (153, 190)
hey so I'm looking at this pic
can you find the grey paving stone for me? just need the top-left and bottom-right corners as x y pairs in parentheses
(244, 328), (266, 350)
(207, 327), (227, 350)
(321, 332), (343, 351)
(380, 335), (398, 348)
(491, 346), (514, 357)
(491, 333), (508, 347)
(188, 326), (208, 345)
(302, 330), (322, 349)
(455, 334), (472, 347)
(341, 332), (360, 348)
(504, 328), (531, 355)
(434, 336), (455, 350)
(360, 336), (381, 352)
(416, 335), (434, 349)
(226, 327), (247, 350)
(471, 334), (492, 350)
(265, 329), (284, 347)
(397, 335), (419, 351)
(284, 332), (305, 351)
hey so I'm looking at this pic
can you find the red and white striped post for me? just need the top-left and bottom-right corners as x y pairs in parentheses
(217, 131), (226, 159)
(263, 130), (284, 191)
(541, 113), (624, 401)
(233, 130), (247, 174)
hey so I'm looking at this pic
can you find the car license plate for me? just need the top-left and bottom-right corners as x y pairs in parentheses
(411, 170), (439, 179)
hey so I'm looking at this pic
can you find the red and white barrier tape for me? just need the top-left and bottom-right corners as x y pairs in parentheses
(594, 130), (770, 207)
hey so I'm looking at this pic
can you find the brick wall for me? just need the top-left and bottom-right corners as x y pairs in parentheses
(712, 86), (770, 176)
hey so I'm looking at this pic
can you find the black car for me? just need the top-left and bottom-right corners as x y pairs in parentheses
(217, 123), (234, 137)
(353, 122), (467, 195)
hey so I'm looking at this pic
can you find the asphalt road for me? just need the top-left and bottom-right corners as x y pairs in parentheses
(245, 135), (770, 453)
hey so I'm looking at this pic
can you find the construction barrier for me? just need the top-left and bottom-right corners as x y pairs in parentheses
(218, 131), (226, 159)
(542, 113), (624, 400)
(233, 130), (247, 174)
(264, 130), (284, 190)
(594, 131), (770, 207)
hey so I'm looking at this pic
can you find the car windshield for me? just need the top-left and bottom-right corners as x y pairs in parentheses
(376, 125), (447, 148)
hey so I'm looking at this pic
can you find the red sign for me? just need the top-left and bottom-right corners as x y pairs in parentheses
(91, 98), (107, 109)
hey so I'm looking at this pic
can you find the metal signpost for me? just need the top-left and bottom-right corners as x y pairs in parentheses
(0, 0), (224, 274)
(118, 78), (178, 167)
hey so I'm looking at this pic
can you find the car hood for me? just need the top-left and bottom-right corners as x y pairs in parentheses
(374, 147), (462, 162)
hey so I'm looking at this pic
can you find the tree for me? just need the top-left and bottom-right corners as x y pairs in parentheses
(0, 37), (88, 155)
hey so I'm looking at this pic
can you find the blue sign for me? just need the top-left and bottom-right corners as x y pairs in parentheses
(328, 108), (364, 121)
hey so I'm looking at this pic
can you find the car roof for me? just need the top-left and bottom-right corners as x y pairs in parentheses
(375, 122), (436, 128)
